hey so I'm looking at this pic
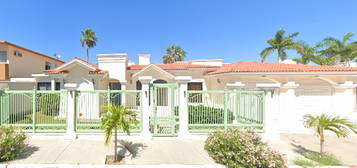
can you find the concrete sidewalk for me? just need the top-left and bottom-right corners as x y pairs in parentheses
(9, 136), (215, 165)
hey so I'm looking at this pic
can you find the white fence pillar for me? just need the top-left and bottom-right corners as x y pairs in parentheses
(261, 90), (280, 142)
(175, 76), (192, 138)
(64, 90), (77, 139)
(139, 76), (152, 139)
(121, 81), (127, 105)
(64, 83), (77, 140)
(51, 79), (56, 91)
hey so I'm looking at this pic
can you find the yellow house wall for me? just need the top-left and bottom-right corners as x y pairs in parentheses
(6, 45), (63, 78)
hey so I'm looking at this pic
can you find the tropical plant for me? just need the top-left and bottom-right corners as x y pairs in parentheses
(205, 128), (286, 168)
(293, 42), (336, 65)
(261, 29), (300, 62)
(320, 32), (357, 66)
(163, 45), (187, 64)
(293, 42), (318, 64)
(80, 28), (98, 62)
(101, 105), (139, 162)
(303, 114), (357, 157)
(0, 126), (27, 161)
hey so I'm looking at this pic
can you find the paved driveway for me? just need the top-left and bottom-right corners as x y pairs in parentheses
(9, 136), (215, 165)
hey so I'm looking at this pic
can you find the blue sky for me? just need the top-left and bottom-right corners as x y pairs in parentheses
(1, 0), (357, 64)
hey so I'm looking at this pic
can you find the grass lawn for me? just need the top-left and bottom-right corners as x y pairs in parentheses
(293, 152), (344, 167)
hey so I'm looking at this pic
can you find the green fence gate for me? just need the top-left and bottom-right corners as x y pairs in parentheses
(0, 90), (68, 132)
(150, 84), (179, 136)
(187, 89), (265, 132)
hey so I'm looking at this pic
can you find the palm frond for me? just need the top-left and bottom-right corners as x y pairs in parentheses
(342, 32), (355, 45)
(260, 47), (275, 62)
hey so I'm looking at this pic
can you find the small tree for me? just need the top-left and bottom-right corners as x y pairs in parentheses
(303, 114), (357, 157)
(101, 105), (139, 161)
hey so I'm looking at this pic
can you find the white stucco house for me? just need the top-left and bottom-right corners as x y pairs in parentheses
(30, 54), (357, 136)
(1, 42), (357, 139)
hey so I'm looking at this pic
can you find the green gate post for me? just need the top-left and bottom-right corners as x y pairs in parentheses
(0, 90), (3, 125)
(235, 89), (241, 122)
(107, 88), (111, 106)
(32, 89), (36, 133)
(262, 91), (266, 132)
(224, 89), (228, 130)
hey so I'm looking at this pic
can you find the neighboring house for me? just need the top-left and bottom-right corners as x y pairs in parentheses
(0, 41), (64, 90)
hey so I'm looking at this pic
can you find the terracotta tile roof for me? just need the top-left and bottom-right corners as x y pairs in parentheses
(44, 57), (108, 74)
(128, 63), (219, 70)
(208, 61), (357, 75)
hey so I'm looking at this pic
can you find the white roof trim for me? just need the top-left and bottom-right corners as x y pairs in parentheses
(10, 78), (36, 83)
(32, 73), (49, 77)
(132, 64), (175, 78)
(55, 59), (96, 72)
(256, 83), (281, 88)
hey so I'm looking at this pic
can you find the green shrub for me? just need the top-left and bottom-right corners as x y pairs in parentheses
(175, 105), (234, 124)
(205, 128), (286, 168)
(38, 94), (60, 116)
(0, 126), (27, 161)
(188, 105), (234, 124)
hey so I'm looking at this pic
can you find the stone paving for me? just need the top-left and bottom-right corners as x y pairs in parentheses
(8, 135), (215, 165)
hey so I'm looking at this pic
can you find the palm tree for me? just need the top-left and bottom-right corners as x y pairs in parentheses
(80, 28), (98, 62)
(163, 45), (187, 64)
(293, 42), (318, 64)
(261, 29), (300, 62)
(102, 105), (139, 162)
(303, 114), (357, 157)
(293, 42), (336, 65)
(320, 32), (357, 66)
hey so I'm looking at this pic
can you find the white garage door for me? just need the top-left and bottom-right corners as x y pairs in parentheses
(295, 86), (333, 115)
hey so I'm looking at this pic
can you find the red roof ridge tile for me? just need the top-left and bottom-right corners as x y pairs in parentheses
(208, 61), (357, 75)
(44, 57), (106, 74)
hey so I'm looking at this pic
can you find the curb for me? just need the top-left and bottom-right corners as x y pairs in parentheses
(289, 166), (355, 168)
(1, 164), (355, 168)
(0, 164), (226, 168)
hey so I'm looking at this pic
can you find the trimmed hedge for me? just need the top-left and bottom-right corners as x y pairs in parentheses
(188, 105), (234, 124)
(38, 94), (60, 116)
(175, 105), (234, 124)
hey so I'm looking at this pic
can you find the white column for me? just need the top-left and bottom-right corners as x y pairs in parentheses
(261, 89), (280, 142)
(175, 76), (192, 138)
(333, 81), (357, 121)
(51, 79), (56, 91)
(121, 81), (127, 105)
(139, 76), (153, 139)
(64, 83), (77, 140)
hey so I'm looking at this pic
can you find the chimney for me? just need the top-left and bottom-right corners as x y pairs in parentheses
(97, 53), (128, 82)
(138, 54), (151, 65)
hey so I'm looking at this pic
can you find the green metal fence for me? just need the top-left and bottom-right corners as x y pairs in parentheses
(75, 90), (142, 133)
(0, 90), (68, 132)
(187, 90), (265, 132)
